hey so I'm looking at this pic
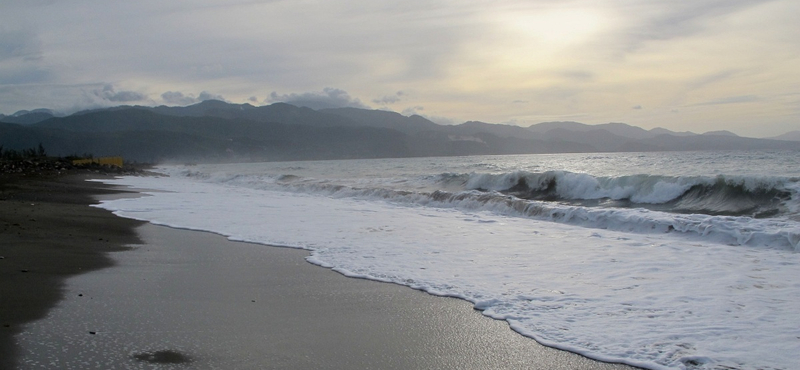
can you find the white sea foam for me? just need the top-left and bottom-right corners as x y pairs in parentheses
(172, 165), (800, 251)
(95, 157), (800, 370)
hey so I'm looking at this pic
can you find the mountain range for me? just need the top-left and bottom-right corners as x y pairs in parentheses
(2, 100), (798, 163)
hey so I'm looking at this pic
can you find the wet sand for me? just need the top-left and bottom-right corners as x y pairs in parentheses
(2, 175), (638, 369)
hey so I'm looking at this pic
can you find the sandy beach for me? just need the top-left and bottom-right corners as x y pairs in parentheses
(1, 174), (638, 369)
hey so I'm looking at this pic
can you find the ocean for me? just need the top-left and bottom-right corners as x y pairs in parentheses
(96, 150), (800, 370)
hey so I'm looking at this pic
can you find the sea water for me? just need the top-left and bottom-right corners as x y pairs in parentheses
(95, 151), (800, 370)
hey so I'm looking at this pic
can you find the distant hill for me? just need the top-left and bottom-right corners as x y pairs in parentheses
(650, 127), (695, 137)
(453, 121), (539, 140)
(0, 109), (57, 125)
(702, 130), (739, 137)
(768, 131), (800, 142)
(319, 107), (440, 135)
(2, 101), (798, 163)
(528, 121), (657, 140)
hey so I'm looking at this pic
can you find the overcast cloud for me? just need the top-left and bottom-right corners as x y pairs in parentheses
(0, 0), (798, 136)
(162, 91), (227, 106)
(268, 88), (369, 110)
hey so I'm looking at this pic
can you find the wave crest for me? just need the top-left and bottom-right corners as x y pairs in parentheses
(463, 171), (796, 218)
(170, 167), (800, 251)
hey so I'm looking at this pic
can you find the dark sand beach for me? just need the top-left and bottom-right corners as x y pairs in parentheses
(0, 172), (144, 369)
(1, 172), (638, 369)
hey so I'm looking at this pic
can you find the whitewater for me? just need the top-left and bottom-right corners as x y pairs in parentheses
(95, 151), (800, 370)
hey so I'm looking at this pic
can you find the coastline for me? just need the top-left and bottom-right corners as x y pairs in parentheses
(2, 174), (638, 369)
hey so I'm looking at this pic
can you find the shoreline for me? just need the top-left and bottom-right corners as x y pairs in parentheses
(2, 174), (638, 369)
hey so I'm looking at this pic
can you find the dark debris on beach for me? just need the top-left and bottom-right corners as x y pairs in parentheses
(0, 157), (151, 179)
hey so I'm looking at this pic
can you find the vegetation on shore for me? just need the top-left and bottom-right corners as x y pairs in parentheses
(0, 144), (147, 177)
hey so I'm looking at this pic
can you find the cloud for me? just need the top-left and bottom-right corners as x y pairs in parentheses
(0, 27), (50, 84)
(161, 90), (226, 106)
(401, 106), (424, 116)
(372, 91), (405, 106)
(686, 70), (739, 90)
(161, 91), (197, 106)
(198, 91), (225, 102)
(0, 27), (42, 62)
(560, 70), (594, 82)
(0, 65), (50, 85)
(1, 0), (798, 137)
(269, 87), (369, 110)
(66, 84), (153, 112)
(92, 85), (147, 103)
(616, 0), (775, 54)
(692, 95), (760, 106)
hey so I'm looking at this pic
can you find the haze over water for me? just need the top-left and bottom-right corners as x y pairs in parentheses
(98, 151), (800, 370)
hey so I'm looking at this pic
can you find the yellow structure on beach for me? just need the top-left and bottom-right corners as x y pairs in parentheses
(71, 156), (124, 167)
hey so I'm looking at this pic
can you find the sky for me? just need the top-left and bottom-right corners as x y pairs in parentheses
(1, 0), (799, 137)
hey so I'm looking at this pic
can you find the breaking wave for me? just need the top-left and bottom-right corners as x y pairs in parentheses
(176, 168), (800, 251)
(462, 171), (797, 219)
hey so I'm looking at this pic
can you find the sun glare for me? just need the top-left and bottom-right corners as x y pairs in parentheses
(501, 8), (607, 47)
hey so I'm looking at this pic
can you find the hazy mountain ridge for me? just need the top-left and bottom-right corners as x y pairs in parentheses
(528, 121), (655, 140)
(319, 107), (441, 135)
(2, 101), (798, 162)
(768, 130), (800, 142)
(702, 130), (739, 137)
(0, 109), (58, 125)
